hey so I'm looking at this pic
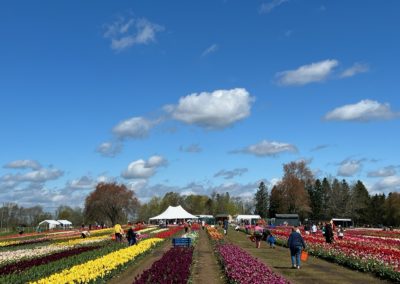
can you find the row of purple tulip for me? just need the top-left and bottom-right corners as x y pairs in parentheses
(0, 245), (100, 275)
(217, 243), (291, 284)
(133, 246), (194, 284)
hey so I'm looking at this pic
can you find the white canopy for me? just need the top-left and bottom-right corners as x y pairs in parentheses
(57, 220), (72, 225)
(236, 215), (261, 221)
(38, 220), (61, 229)
(149, 205), (198, 220)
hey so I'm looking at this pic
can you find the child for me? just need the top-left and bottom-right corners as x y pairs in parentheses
(267, 233), (276, 248)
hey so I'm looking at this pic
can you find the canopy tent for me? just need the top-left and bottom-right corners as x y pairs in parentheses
(38, 220), (61, 230)
(235, 215), (261, 222)
(57, 220), (73, 227)
(149, 205), (198, 221)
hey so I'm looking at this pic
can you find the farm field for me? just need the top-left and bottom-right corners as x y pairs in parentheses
(0, 224), (398, 283)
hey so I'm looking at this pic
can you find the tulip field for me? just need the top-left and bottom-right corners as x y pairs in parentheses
(0, 225), (190, 284)
(1, 223), (398, 283)
(268, 227), (400, 282)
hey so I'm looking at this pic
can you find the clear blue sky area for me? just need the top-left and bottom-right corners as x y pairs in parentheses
(1, 0), (399, 210)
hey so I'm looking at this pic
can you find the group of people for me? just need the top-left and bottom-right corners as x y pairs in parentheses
(114, 223), (138, 246)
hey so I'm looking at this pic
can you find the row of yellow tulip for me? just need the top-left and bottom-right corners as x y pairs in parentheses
(29, 238), (163, 284)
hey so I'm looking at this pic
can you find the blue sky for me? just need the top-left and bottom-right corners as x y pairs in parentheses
(1, 0), (399, 210)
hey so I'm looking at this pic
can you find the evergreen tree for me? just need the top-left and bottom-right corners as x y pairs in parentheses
(384, 192), (400, 227)
(308, 179), (323, 221)
(254, 181), (269, 218)
(350, 180), (371, 225)
(321, 178), (332, 220)
(370, 194), (386, 226)
(268, 185), (281, 218)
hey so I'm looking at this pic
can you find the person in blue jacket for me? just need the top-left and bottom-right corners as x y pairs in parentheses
(287, 226), (306, 269)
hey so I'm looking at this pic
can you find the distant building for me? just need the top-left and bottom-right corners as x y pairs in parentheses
(332, 218), (352, 228)
(273, 214), (300, 226)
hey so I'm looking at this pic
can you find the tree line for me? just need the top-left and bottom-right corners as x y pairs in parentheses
(1, 161), (399, 229)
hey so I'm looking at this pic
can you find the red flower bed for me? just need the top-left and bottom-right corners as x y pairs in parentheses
(154, 227), (183, 239)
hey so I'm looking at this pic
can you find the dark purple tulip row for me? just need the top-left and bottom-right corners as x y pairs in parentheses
(217, 243), (291, 284)
(0, 245), (101, 275)
(133, 246), (194, 284)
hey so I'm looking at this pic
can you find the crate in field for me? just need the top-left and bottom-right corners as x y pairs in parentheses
(172, 237), (191, 247)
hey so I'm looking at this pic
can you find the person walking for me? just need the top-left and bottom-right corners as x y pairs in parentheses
(337, 225), (345, 240)
(126, 226), (137, 246)
(311, 223), (317, 234)
(114, 223), (123, 242)
(223, 219), (229, 235)
(325, 223), (334, 243)
(254, 225), (264, 248)
(287, 226), (306, 269)
(184, 221), (189, 233)
(201, 220), (205, 230)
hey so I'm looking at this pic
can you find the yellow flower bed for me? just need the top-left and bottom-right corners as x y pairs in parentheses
(55, 235), (110, 246)
(89, 228), (114, 235)
(0, 240), (19, 247)
(30, 238), (163, 284)
(136, 227), (158, 233)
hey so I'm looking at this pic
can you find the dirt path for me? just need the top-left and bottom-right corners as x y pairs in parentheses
(225, 229), (389, 284)
(191, 228), (225, 284)
(108, 240), (172, 284)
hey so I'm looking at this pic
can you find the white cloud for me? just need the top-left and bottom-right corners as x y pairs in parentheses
(310, 144), (330, 152)
(165, 88), (254, 129)
(122, 155), (167, 179)
(179, 144), (202, 153)
(259, 0), (289, 14)
(104, 17), (164, 51)
(67, 176), (95, 189)
(372, 175), (400, 192)
(341, 63), (369, 78)
(324, 100), (399, 122)
(214, 168), (248, 179)
(232, 140), (297, 157)
(112, 117), (158, 139)
(96, 141), (122, 157)
(276, 59), (338, 86)
(2, 168), (63, 183)
(337, 160), (362, 177)
(4, 160), (41, 170)
(202, 44), (218, 56)
(367, 166), (397, 178)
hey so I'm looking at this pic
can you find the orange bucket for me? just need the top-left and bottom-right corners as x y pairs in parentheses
(301, 251), (308, 262)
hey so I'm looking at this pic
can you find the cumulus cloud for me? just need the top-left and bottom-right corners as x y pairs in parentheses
(341, 63), (369, 78)
(1, 168), (63, 183)
(122, 155), (167, 179)
(259, 0), (289, 14)
(165, 88), (254, 129)
(96, 142), (122, 157)
(4, 160), (41, 170)
(179, 144), (203, 153)
(104, 17), (164, 51)
(276, 59), (338, 86)
(135, 180), (265, 201)
(112, 117), (159, 139)
(324, 100), (399, 122)
(202, 44), (219, 56)
(232, 140), (297, 157)
(367, 166), (397, 178)
(214, 168), (248, 179)
(67, 176), (96, 189)
(337, 159), (362, 177)
(372, 175), (400, 192)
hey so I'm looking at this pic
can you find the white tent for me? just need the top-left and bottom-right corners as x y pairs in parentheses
(57, 220), (73, 228)
(236, 215), (261, 223)
(149, 205), (198, 221)
(38, 220), (61, 230)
